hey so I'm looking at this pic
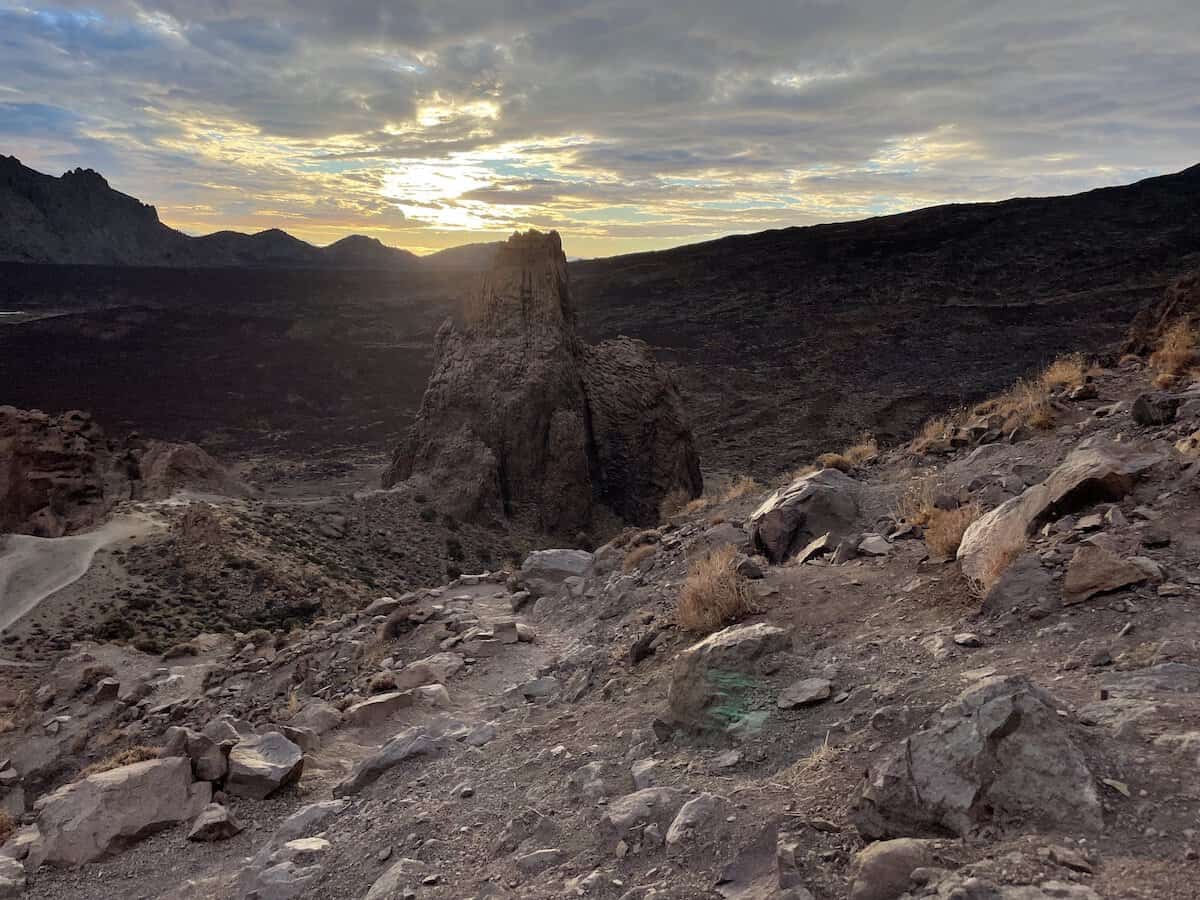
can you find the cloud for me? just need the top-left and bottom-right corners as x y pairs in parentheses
(1, 0), (1198, 255)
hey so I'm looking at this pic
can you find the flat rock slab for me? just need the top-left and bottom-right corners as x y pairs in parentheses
(777, 677), (833, 709)
(1063, 544), (1150, 604)
(344, 691), (414, 727)
(226, 732), (304, 800)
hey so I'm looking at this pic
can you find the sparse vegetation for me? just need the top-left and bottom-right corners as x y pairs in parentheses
(682, 496), (711, 516)
(924, 503), (980, 559)
(974, 377), (1055, 431)
(676, 545), (756, 633)
(622, 543), (658, 572)
(778, 732), (844, 790)
(895, 475), (940, 526)
(966, 534), (1026, 596)
(658, 488), (692, 521)
(0, 810), (13, 845)
(1040, 353), (1088, 390)
(721, 475), (760, 503)
(814, 433), (879, 474)
(1149, 320), (1199, 376)
(816, 452), (852, 473)
(80, 745), (159, 778)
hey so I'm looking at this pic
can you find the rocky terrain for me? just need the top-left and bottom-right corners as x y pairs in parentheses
(4, 161), (1200, 479)
(3, 271), (1200, 899)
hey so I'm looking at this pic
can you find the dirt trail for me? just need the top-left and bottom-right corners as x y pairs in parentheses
(0, 510), (164, 632)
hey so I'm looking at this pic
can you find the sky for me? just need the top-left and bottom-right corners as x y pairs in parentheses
(1, 2), (1198, 257)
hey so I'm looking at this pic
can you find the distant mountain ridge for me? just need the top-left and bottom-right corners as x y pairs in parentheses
(0, 155), (499, 269)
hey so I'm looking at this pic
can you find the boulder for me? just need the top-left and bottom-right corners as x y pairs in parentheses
(850, 675), (1101, 839)
(958, 441), (1161, 584)
(520, 549), (594, 598)
(344, 691), (414, 727)
(666, 792), (729, 845)
(1131, 391), (1179, 426)
(34, 757), (211, 865)
(749, 468), (861, 563)
(225, 732), (304, 800)
(602, 787), (688, 839)
(981, 553), (1057, 616)
(849, 838), (939, 900)
(1062, 545), (1151, 604)
(667, 623), (790, 730)
(776, 677), (833, 709)
(365, 857), (432, 900)
(162, 726), (227, 781)
(187, 803), (243, 841)
(333, 727), (439, 796)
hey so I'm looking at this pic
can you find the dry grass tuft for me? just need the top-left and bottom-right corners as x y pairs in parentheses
(816, 452), (852, 473)
(1150, 320), (1199, 376)
(623, 543), (658, 572)
(778, 733), (844, 790)
(721, 475), (761, 503)
(1041, 354), (1088, 390)
(975, 378), (1055, 431)
(924, 503), (980, 559)
(895, 476), (939, 526)
(658, 488), (692, 521)
(682, 497), (711, 516)
(676, 545), (756, 633)
(0, 810), (13, 845)
(1153, 372), (1180, 390)
(843, 433), (879, 464)
(81, 745), (159, 778)
(909, 415), (958, 453)
(966, 535), (1025, 596)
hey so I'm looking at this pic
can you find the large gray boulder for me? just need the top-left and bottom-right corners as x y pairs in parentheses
(601, 787), (688, 839)
(749, 468), (861, 563)
(667, 623), (790, 731)
(850, 675), (1101, 839)
(958, 441), (1161, 584)
(520, 549), (594, 598)
(225, 732), (304, 800)
(34, 757), (211, 865)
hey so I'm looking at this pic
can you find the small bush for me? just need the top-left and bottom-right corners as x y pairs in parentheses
(895, 476), (939, 526)
(81, 745), (159, 778)
(682, 497), (711, 516)
(816, 452), (852, 473)
(967, 536), (1025, 596)
(843, 433), (879, 464)
(1150, 320), (1198, 376)
(975, 378), (1054, 431)
(721, 475), (760, 503)
(910, 415), (957, 453)
(924, 503), (980, 559)
(1041, 354), (1088, 390)
(676, 546), (756, 633)
(622, 543), (658, 572)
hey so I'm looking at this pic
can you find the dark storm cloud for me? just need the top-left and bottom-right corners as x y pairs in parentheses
(2, 0), (1198, 254)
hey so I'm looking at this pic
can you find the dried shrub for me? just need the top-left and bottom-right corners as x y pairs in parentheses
(682, 497), (711, 516)
(81, 745), (159, 778)
(894, 476), (940, 526)
(0, 810), (13, 844)
(721, 475), (760, 503)
(676, 546), (756, 633)
(816, 452), (852, 473)
(910, 415), (957, 454)
(924, 503), (980, 559)
(623, 543), (658, 572)
(1150, 320), (1199, 376)
(1153, 372), (1180, 390)
(843, 433), (879, 464)
(1041, 354), (1088, 390)
(975, 378), (1054, 431)
(965, 534), (1026, 596)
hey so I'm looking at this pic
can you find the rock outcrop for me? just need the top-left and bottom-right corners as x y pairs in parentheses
(1123, 268), (1200, 356)
(0, 405), (249, 536)
(383, 230), (701, 534)
(850, 676), (1102, 839)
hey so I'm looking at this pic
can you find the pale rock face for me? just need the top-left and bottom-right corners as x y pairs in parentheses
(667, 623), (790, 730)
(34, 757), (211, 865)
(520, 549), (595, 598)
(383, 229), (701, 534)
(225, 732), (304, 800)
(958, 440), (1161, 584)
